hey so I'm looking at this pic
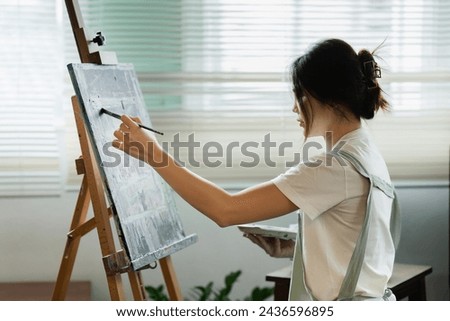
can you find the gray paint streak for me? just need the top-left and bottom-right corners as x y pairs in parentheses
(68, 63), (197, 271)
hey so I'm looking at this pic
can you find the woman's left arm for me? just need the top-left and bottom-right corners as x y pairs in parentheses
(112, 115), (298, 227)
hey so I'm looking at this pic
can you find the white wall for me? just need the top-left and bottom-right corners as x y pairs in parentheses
(394, 184), (449, 300)
(0, 183), (448, 301)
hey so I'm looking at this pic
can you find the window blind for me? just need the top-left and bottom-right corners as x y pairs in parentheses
(5, 1), (435, 197)
(2, 0), (448, 195)
(63, 0), (450, 190)
(0, 1), (63, 196)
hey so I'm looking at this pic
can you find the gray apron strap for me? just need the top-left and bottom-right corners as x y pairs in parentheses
(338, 151), (401, 250)
(336, 151), (400, 300)
(289, 150), (401, 301)
(390, 190), (401, 249)
(288, 213), (316, 300)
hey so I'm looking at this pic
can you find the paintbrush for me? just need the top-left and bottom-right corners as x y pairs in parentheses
(99, 108), (164, 136)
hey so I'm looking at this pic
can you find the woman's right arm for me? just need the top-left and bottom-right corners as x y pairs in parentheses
(113, 115), (298, 227)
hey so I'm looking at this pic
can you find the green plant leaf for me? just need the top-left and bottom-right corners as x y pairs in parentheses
(191, 282), (214, 301)
(145, 270), (273, 301)
(244, 286), (274, 301)
(214, 270), (241, 301)
(144, 285), (168, 301)
(225, 271), (242, 289)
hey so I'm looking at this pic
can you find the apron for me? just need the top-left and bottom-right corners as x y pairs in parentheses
(289, 150), (401, 301)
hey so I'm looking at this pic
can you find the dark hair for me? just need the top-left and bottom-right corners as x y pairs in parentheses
(291, 39), (388, 137)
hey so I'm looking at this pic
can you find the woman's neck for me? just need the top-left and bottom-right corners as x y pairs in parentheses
(308, 109), (361, 146)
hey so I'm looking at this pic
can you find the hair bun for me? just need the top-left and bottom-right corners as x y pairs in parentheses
(357, 49), (388, 119)
(358, 50), (381, 89)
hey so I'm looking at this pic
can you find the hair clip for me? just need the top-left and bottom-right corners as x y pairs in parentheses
(363, 60), (381, 89)
(363, 60), (381, 79)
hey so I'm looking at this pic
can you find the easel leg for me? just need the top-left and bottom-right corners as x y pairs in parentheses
(72, 96), (126, 300)
(128, 271), (146, 300)
(52, 175), (91, 300)
(160, 256), (183, 300)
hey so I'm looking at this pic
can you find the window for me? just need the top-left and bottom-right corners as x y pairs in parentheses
(1, 0), (449, 196)
(0, 0), (63, 196)
(81, 0), (449, 183)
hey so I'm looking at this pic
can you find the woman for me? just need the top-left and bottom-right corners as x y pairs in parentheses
(112, 39), (399, 301)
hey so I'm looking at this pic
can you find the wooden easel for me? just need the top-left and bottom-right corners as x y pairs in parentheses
(52, 0), (183, 301)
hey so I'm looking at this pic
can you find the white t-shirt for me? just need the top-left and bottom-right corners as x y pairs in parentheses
(272, 128), (395, 300)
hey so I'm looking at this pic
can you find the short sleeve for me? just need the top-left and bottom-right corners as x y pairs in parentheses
(271, 153), (348, 220)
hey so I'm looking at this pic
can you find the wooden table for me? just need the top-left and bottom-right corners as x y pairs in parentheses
(0, 281), (91, 300)
(266, 263), (432, 301)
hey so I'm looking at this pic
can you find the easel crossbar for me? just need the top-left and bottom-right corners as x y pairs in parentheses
(67, 209), (112, 239)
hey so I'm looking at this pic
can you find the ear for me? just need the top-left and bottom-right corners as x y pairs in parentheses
(299, 93), (314, 138)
